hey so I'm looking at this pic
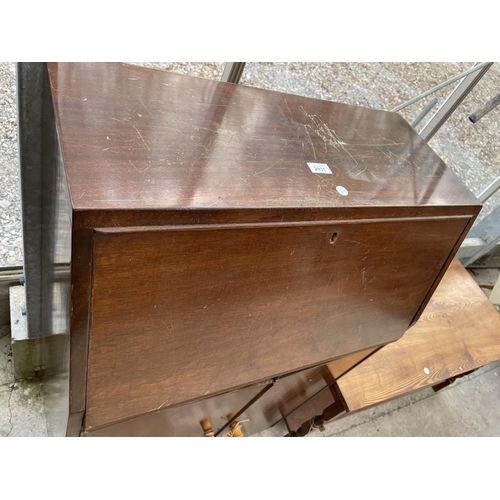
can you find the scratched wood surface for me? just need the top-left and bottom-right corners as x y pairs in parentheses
(86, 365), (332, 437)
(85, 382), (267, 437)
(47, 62), (480, 229)
(337, 259), (500, 412)
(45, 63), (482, 436)
(85, 218), (468, 430)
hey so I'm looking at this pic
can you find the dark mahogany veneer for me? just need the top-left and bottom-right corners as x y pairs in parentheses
(44, 63), (480, 436)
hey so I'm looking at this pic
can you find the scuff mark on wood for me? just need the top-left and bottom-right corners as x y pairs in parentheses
(133, 125), (151, 150)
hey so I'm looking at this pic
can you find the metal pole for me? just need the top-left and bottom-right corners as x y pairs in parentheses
(478, 174), (500, 203)
(469, 93), (500, 123)
(419, 62), (493, 142)
(17, 63), (47, 339)
(0, 266), (23, 285)
(411, 98), (438, 128)
(459, 204), (500, 267)
(390, 62), (490, 113)
(462, 236), (500, 268)
(220, 62), (246, 84)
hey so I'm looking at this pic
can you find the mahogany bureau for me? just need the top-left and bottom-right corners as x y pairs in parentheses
(40, 62), (481, 436)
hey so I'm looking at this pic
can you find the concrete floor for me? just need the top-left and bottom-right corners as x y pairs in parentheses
(0, 326), (46, 437)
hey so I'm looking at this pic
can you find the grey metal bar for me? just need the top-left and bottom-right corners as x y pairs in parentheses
(462, 237), (500, 268)
(478, 174), (500, 203)
(220, 62), (246, 84)
(390, 62), (490, 113)
(469, 92), (500, 123)
(0, 266), (23, 286)
(411, 98), (438, 128)
(17, 63), (47, 339)
(419, 62), (493, 142)
(456, 238), (487, 261)
(490, 274), (500, 309)
(460, 205), (500, 267)
(17, 63), (71, 342)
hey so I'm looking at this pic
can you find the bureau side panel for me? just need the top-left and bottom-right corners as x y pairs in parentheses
(409, 214), (476, 327)
(85, 217), (469, 431)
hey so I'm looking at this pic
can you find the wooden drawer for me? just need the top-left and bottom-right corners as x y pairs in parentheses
(85, 382), (269, 437)
(85, 216), (468, 431)
(86, 364), (333, 437)
(232, 364), (334, 436)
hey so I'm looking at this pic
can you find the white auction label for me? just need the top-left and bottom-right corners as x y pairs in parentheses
(336, 185), (348, 196)
(307, 162), (332, 174)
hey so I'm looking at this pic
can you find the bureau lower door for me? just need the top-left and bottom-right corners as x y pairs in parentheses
(84, 217), (469, 432)
(85, 364), (332, 437)
(85, 382), (268, 437)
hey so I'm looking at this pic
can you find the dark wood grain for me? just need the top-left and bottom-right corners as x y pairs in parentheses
(47, 62), (480, 229)
(230, 364), (334, 436)
(71, 206), (480, 230)
(67, 412), (85, 437)
(84, 382), (268, 437)
(44, 62), (483, 436)
(408, 214), (477, 327)
(68, 228), (93, 418)
(85, 365), (334, 437)
(85, 217), (469, 430)
(337, 259), (500, 412)
(285, 385), (344, 433)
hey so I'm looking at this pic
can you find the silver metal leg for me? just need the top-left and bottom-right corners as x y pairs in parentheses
(469, 93), (500, 123)
(220, 62), (246, 84)
(16, 63), (72, 339)
(490, 275), (500, 311)
(390, 62), (491, 113)
(411, 98), (438, 128)
(419, 62), (493, 142)
(478, 174), (500, 203)
(458, 206), (500, 266)
(457, 173), (500, 264)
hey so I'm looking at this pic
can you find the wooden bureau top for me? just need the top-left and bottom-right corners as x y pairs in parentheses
(47, 63), (480, 226)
